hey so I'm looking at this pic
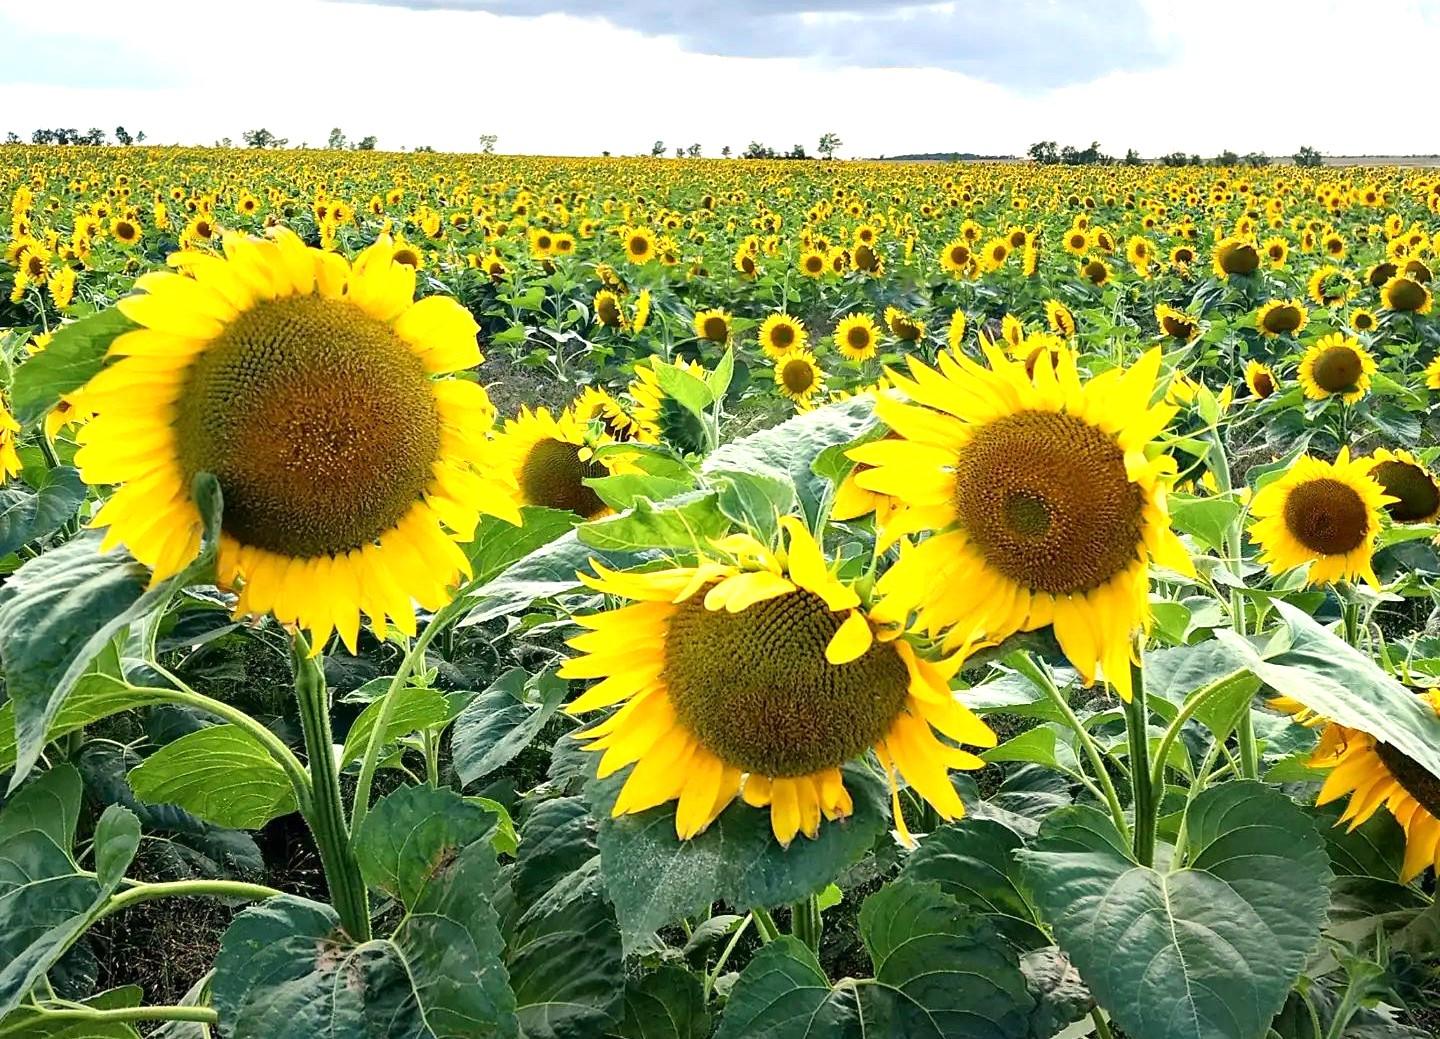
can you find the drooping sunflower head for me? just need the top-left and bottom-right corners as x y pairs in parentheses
(628, 355), (706, 454)
(1297, 332), (1376, 404)
(759, 312), (807, 359)
(835, 313), (880, 361)
(491, 405), (638, 520)
(1245, 359), (1279, 400)
(1079, 256), (1111, 286)
(572, 386), (654, 445)
(77, 230), (518, 652)
(1155, 303), (1199, 343)
(884, 305), (925, 343)
(557, 516), (996, 844)
(1366, 261), (1399, 288)
(1366, 448), (1440, 524)
(1212, 236), (1260, 278)
(1381, 274), (1433, 314)
(594, 289), (626, 329)
(1256, 298), (1309, 337)
(693, 307), (731, 344)
(773, 349), (825, 408)
(1310, 696), (1440, 882)
(1045, 299), (1076, 338)
(1248, 449), (1390, 588)
(851, 344), (1193, 701)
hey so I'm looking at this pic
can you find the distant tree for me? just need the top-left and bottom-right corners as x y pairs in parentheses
(114, 125), (133, 146)
(478, 134), (498, 153)
(721, 144), (731, 158)
(327, 127), (348, 150)
(1212, 149), (1239, 166)
(1242, 152), (1271, 166)
(818, 132), (842, 159)
(413, 144), (436, 153)
(1190, 154), (1203, 166)
(687, 143), (701, 158)
(674, 146), (683, 158)
(80, 128), (106, 146)
(355, 135), (378, 151)
(651, 139), (666, 157)
(742, 141), (774, 159)
(1124, 148), (1142, 165)
(787, 143), (808, 159)
(1159, 151), (1189, 167)
(1027, 140), (1058, 164)
(136, 131), (146, 144)
(242, 128), (287, 149)
(1294, 145), (1324, 167)
(602, 150), (611, 157)
(4, 132), (19, 145)
(219, 137), (233, 148)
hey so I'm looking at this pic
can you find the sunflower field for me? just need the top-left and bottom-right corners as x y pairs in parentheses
(7, 146), (1440, 1039)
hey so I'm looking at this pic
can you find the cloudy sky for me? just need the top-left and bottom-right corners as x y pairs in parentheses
(0, 0), (1433, 157)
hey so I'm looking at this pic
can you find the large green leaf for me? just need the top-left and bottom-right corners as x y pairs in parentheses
(0, 467), (86, 558)
(578, 491), (730, 553)
(459, 529), (655, 626)
(701, 396), (875, 524)
(11, 309), (136, 425)
(0, 474), (221, 790)
(588, 763), (888, 953)
(451, 666), (568, 788)
(1018, 781), (1330, 1039)
(127, 724), (297, 831)
(714, 881), (1033, 1038)
(604, 967), (710, 1039)
(339, 686), (451, 768)
(464, 507), (579, 582)
(1217, 601), (1440, 779)
(213, 785), (517, 1038)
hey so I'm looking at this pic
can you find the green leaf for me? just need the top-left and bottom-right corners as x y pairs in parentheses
(654, 362), (714, 418)
(1144, 640), (1258, 740)
(451, 667), (568, 788)
(1018, 781), (1330, 1039)
(0, 672), (167, 775)
(702, 396), (875, 525)
(709, 469), (798, 540)
(706, 348), (736, 401)
(354, 783), (503, 909)
(585, 473), (694, 511)
(901, 816), (1047, 950)
(11, 309), (137, 426)
(128, 724), (297, 830)
(1168, 492), (1245, 554)
(980, 725), (1079, 773)
(578, 491), (729, 552)
(465, 507), (580, 582)
(92, 805), (140, 889)
(460, 529), (655, 626)
(588, 763), (888, 953)
(605, 967), (710, 1039)
(0, 984), (144, 1039)
(339, 687), (450, 769)
(0, 467), (86, 558)
(715, 881), (1034, 1038)
(1217, 600), (1440, 779)
(1019, 947), (1093, 1039)
(0, 474), (221, 790)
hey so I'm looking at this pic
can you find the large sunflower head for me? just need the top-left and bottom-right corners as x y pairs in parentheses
(1248, 449), (1390, 587)
(759, 312), (807, 359)
(835, 313), (880, 361)
(773, 349), (825, 408)
(1381, 274), (1433, 314)
(491, 405), (638, 520)
(1310, 696), (1440, 882)
(849, 344), (1193, 702)
(1366, 448), (1440, 524)
(1297, 332), (1376, 404)
(1256, 298), (1309, 337)
(1245, 359), (1279, 400)
(557, 517), (996, 844)
(1212, 236), (1260, 278)
(1155, 303), (1199, 343)
(76, 230), (517, 652)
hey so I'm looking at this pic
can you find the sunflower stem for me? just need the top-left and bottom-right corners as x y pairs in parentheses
(1009, 652), (1130, 844)
(790, 894), (822, 953)
(0, 1005), (218, 1036)
(1124, 648), (1156, 868)
(291, 633), (371, 942)
(704, 914), (753, 1000)
(1089, 1008), (1116, 1039)
(1148, 670), (1247, 796)
(99, 879), (281, 921)
(752, 907), (782, 945)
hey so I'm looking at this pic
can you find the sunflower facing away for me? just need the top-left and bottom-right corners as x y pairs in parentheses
(1381, 274), (1433, 314)
(490, 405), (638, 520)
(849, 345), (1192, 701)
(557, 517), (997, 844)
(1366, 448), (1440, 524)
(1297, 332), (1376, 403)
(1155, 303), (1199, 343)
(76, 230), (516, 652)
(1248, 449), (1390, 587)
(1310, 697), (1440, 882)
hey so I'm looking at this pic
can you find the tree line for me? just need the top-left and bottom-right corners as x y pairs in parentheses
(7, 127), (146, 146)
(1027, 140), (1326, 168)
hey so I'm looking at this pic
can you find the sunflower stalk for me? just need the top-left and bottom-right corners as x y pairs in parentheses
(291, 634), (371, 942)
(790, 893), (823, 953)
(1123, 648), (1157, 868)
(752, 906), (782, 945)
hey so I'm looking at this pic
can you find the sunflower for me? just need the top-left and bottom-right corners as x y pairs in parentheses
(1212, 236), (1260, 277)
(850, 345), (1191, 701)
(1350, 308), (1378, 333)
(884, 306), (925, 343)
(1011, 332), (1072, 380)
(1256, 298), (1309, 337)
(774, 350), (825, 407)
(573, 386), (653, 445)
(75, 230), (516, 652)
(630, 289), (652, 334)
(594, 289), (626, 329)
(692, 308), (731, 345)
(1366, 262), (1399, 289)
(1245, 360), (1279, 399)
(1427, 356), (1440, 391)
(1310, 698), (1440, 882)
(622, 225), (656, 265)
(1297, 333), (1376, 403)
(1366, 448), (1440, 524)
(836, 313), (880, 361)
(799, 249), (827, 278)
(1248, 449), (1388, 587)
(940, 237), (973, 276)
(1262, 236), (1290, 267)
(946, 310), (967, 353)
(0, 395), (22, 480)
(1155, 303), (1199, 343)
(111, 217), (141, 248)
(1045, 299), (1076, 338)
(1079, 256), (1111, 286)
(491, 405), (636, 519)
(979, 237), (1011, 272)
(1062, 227), (1090, 256)
(1308, 265), (1355, 307)
(557, 518), (996, 844)
(759, 313), (807, 359)
(1381, 274), (1433, 314)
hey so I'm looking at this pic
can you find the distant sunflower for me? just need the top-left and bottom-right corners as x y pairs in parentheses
(1308, 265), (1355, 307)
(111, 217), (141, 248)
(1297, 333), (1376, 403)
(1381, 274), (1433, 314)
(0, 395), (21, 480)
(1350, 308), (1378, 334)
(1262, 236), (1289, 267)
(1045, 299), (1076, 338)
(1310, 698), (1440, 882)
(1366, 448), (1440, 524)
(1011, 332), (1072, 380)
(759, 313), (807, 359)
(623, 226), (656, 265)
(940, 237), (972, 276)
(573, 387), (653, 445)
(851, 345), (1191, 701)
(1248, 449), (1388, 587)
(1155, 303), (1199, 343)
(946, 310), (967, 353)
(774, 350), (824, 407)
(1212, 236), (1260, 277)
(1256, 298), (1309, 337)
(693, 308), (732, 344)
(1245, 360), (1279, 399)
(799, 249), (827, 278)
(558, 518), (996, 844)
(836, 313), (880, 361)
(1366, 262), (1399, 289)
(1063, 227), (1090, 255)
(884, 306), (925, 343)
(76, 230), (516, 652)
(491, 406), (636, 519)
(1079, 256), (1111, 286)
(594, 289), (626, 329)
